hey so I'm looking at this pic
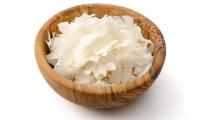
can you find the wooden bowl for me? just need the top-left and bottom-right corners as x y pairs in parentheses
(35, 4), (166, 108)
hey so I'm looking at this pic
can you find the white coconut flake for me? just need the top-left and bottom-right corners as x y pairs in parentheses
(46, 13), (153, 86)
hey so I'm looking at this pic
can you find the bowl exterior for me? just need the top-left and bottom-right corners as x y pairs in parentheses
(35, 4), (166, 108)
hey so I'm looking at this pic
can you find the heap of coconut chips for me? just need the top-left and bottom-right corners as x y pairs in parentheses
(46, 13), (153, 86)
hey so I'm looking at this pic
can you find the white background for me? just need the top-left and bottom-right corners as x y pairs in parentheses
(0, 0), (199, 120)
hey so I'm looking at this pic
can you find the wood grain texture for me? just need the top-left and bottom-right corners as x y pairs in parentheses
(34, 4), (166, 108)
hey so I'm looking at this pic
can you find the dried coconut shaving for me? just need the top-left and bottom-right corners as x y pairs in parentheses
(46, 13), (153, 86)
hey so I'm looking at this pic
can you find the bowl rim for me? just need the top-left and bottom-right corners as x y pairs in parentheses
(35, 3), (166, 95)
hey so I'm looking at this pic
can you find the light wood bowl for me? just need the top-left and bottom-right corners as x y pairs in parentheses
(35, 4), (166, 108)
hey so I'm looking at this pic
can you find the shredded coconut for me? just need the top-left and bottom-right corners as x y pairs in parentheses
(46, 13), (153, 86)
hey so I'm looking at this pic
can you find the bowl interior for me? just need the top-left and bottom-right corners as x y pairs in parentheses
(36, 4), (166, 95)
